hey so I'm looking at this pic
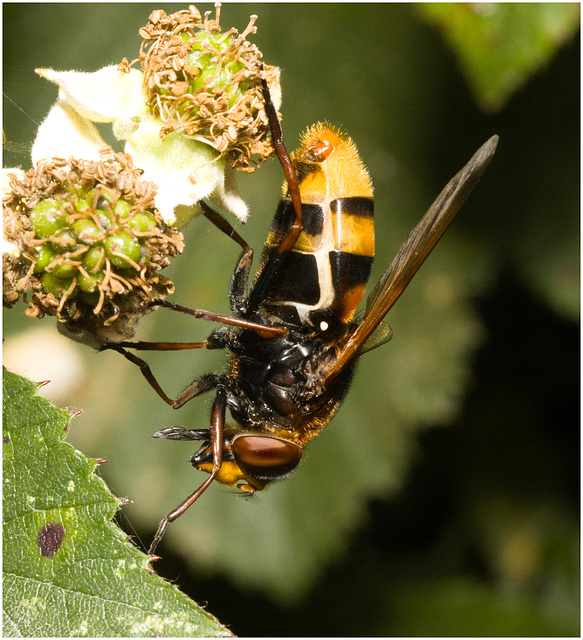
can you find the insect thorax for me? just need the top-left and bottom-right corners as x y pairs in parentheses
(227, 324), (355, 443)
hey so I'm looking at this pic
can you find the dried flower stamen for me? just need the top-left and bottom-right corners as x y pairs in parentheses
(3, 150), (184, 343)
(138, 4), (280, 172)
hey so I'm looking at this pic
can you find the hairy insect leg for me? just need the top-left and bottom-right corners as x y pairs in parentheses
(245, 75), (306, 311)
(260, 74), (303, 254)
(101, 342), (224, 407)
(149, 299), (287, 338)
(110, 340), (211, 351)
(148, 388), (227, 554)
(173, 372), (228, 410)
(198, 200), (253, 314)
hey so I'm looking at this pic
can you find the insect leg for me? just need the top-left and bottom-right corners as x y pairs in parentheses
(150, 299), (287, 338)
(260, 75), (303, 253)
(198, 200), (253, 315)
(245, 75), (305, 311)
(101, 342), (225, 407)
(148, 388), (227, 554)
(109, 340), (211, 351)
(173, 372), (227, 409)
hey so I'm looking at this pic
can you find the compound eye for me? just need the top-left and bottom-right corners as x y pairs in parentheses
(232, 436), (302, 482)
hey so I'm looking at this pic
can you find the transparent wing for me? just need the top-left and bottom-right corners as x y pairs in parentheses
(359, 321), (393, 354)
(326, 135), (499, 380)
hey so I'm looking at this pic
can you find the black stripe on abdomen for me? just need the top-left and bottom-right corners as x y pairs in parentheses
(330, 251), (373, 294)
(330, 196), (374, 219)
(262, 252), (320, 306)
(272, 200), (325, 237)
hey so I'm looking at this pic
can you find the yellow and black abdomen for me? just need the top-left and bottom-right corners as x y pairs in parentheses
(254, 124), (374, 328)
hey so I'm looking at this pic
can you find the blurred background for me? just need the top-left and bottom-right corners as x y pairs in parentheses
(3, 3), (579, 635)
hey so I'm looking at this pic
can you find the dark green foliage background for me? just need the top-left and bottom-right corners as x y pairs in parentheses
(3, 3), (579, 635)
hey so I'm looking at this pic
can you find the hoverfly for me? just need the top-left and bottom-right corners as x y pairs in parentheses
(106, 77), (498, 554)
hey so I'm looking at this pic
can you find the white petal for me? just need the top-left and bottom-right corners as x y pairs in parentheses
(212, 166), (249, 222)
(2, 167), (25, 191)
(2, 239), (21, 258)
(36, 66), (148, 123)
(31, 100), (105, 164)
(266, 66), (282, 112)
(117, 116), (227, 225)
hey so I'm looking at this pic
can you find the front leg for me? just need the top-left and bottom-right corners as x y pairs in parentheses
(101, 342), (227, 408)
(148, 388), (227, 554)
(145, 299), (287, 339)
(198, 200), (254, 316)
(173, 372), (229, 410)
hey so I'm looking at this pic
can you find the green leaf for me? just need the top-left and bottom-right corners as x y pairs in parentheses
(418, 3), (580, 111)
(2, 368), (230, 638)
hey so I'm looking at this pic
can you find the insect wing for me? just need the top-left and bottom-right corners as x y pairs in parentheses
(359, 321), (393, 354)
(326, 135), (499, 378)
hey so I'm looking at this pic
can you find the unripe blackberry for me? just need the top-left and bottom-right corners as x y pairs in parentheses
(3, 151), (183, 343)
(138, 5), (280, 172)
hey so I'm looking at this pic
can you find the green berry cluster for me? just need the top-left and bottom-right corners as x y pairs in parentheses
(182, 30), (248, 111)
(4, 152), (183, 343)
(26, 189), (158, 307)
